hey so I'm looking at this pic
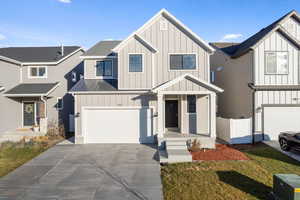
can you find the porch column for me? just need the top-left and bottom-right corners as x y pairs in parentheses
(157, 93), (164, 137)
(196, 95), (209, 134)
(181, 95), (188, 134)
(210, 93), (217, 138)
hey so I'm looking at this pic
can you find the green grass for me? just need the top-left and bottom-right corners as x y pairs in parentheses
(161, 144), (300, 200)
(0, 137), (63, 178)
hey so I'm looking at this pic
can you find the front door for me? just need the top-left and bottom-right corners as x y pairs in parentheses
(23, 102), (35, 126)
(165, 100), (178, 128)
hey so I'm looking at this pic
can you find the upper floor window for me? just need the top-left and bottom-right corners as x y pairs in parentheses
(29, 66), (47, 78)
(170, 54), (196, 70)
(96, 60), (113, 77)
(265, 51), (288, 75)
(129, 54), (143, 72)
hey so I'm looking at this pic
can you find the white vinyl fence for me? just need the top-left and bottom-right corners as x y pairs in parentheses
(216, 117), (252, 144)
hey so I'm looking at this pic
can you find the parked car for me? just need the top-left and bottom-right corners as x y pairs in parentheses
(279, 132), (300, 151)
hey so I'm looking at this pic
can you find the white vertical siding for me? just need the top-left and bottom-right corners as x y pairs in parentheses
(253, 31), (299, 85)
(282, 16), (300, 41)
(118, 14), (210, 89)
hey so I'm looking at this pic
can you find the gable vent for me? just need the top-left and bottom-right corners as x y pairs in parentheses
(160, 20), (168, 31)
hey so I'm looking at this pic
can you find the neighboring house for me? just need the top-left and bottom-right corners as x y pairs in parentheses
(70, 9), (223, 144)
(211, 10), (300, 142)
(0, 46), (84, 134)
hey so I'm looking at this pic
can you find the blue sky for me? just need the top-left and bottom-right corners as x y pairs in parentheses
(0, 0), (299, 49)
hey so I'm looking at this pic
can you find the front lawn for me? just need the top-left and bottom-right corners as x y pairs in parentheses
(0, 136), (63, 177)
(161, 143), (300, 200)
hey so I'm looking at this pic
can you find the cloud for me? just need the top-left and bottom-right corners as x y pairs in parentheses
(220, 33), (243, 41)
(57, 0), (71, 3)
(0, 34), (6, 40)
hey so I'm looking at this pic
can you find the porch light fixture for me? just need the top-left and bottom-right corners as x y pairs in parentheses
(256, 107), (262, 113)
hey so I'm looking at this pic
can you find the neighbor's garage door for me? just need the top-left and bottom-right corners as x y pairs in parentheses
(83, 107), (153, 144)
(263, 106), (300, 140)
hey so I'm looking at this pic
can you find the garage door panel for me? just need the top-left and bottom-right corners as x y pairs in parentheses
(264, 106), (300, 140)
(84, 108), (154, 144)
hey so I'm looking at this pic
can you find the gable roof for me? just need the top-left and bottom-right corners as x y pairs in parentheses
(212, 10), (300, 58)
(152, 73), (223, 93)
(81, 40), (121, 58)
(112, 9), (214, 53)
(0, 46), (82, 64)
(69, 79), (118, 92)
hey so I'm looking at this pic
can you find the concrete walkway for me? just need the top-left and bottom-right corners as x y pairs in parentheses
(263, 140), (300, 162)
(0, 144), (163, 200)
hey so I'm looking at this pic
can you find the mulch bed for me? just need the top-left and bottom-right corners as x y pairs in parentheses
(190, 144), (250, 161)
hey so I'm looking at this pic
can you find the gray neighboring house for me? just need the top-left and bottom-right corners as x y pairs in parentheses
(0, 46), (84, 135)
(211, 10), (300, 142)
(70, 9), (223, 145)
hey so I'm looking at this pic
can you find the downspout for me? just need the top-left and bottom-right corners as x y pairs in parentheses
(252, 90), (256, 145)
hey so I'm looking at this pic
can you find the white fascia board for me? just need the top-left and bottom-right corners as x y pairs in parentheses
(69, 90), (149, 95)
(3, 94), (45, 97)
(134, 34), (158, 53)
(112, 9), (214, 54)
(80, 55), (117, 59)
(0, 86), (4, 92)
(45, 82), (60, 96)
(0, 55), (22, 65)
(152, 73), (223, 93)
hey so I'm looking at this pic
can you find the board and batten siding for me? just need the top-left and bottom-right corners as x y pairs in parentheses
(84, 58), (118, 79)
(75, 93), (158, 137)
(253, 30), (299, 85)
(118, 38), (153, 89)
(254, 90), (300, 132)
(282, 16), (300, 41)
(118, 14), (210, 89)
(163, 78), (209, 91)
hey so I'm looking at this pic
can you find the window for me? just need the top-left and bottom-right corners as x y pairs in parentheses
(187, 95), (196, 113)
(71, 71), (77, 82)
(129, 54), (143, 72)
(96, 60), (113, 77)
(57, 97), (63, 110)
(29, 66), (47, 78)
(170, 54), (196, 70)
(265, 51), (288, 74)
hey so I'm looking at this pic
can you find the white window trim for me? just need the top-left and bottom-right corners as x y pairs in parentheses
(28, 66), (48, 79)
(265, 51), (289, 75)
(168, 53), (198, 71)
(95, 59), (114, 79)
(57, 97), (63, 110)
(128, 53), (144, 73)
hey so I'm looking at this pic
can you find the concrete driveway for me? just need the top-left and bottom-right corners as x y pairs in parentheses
(0, 144), (163, 200)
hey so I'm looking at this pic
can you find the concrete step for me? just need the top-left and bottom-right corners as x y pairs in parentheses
(167, 145), (187, 150)
(166, 149), (192, 163)
(166, 140), (187, 146)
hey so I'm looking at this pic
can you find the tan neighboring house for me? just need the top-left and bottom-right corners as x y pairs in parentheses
(211, 10), (300, 143)
(0, 46), (84, 136)
(70, 9), (223, 149)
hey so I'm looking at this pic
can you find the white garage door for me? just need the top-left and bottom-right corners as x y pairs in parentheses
(264, 106), (300, 140)
(83, 107), (153, 144)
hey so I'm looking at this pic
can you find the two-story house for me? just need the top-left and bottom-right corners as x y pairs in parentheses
(70, 9), (223, 146)
(0, 46), (84, 136)
(211, 10), (300, 142)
